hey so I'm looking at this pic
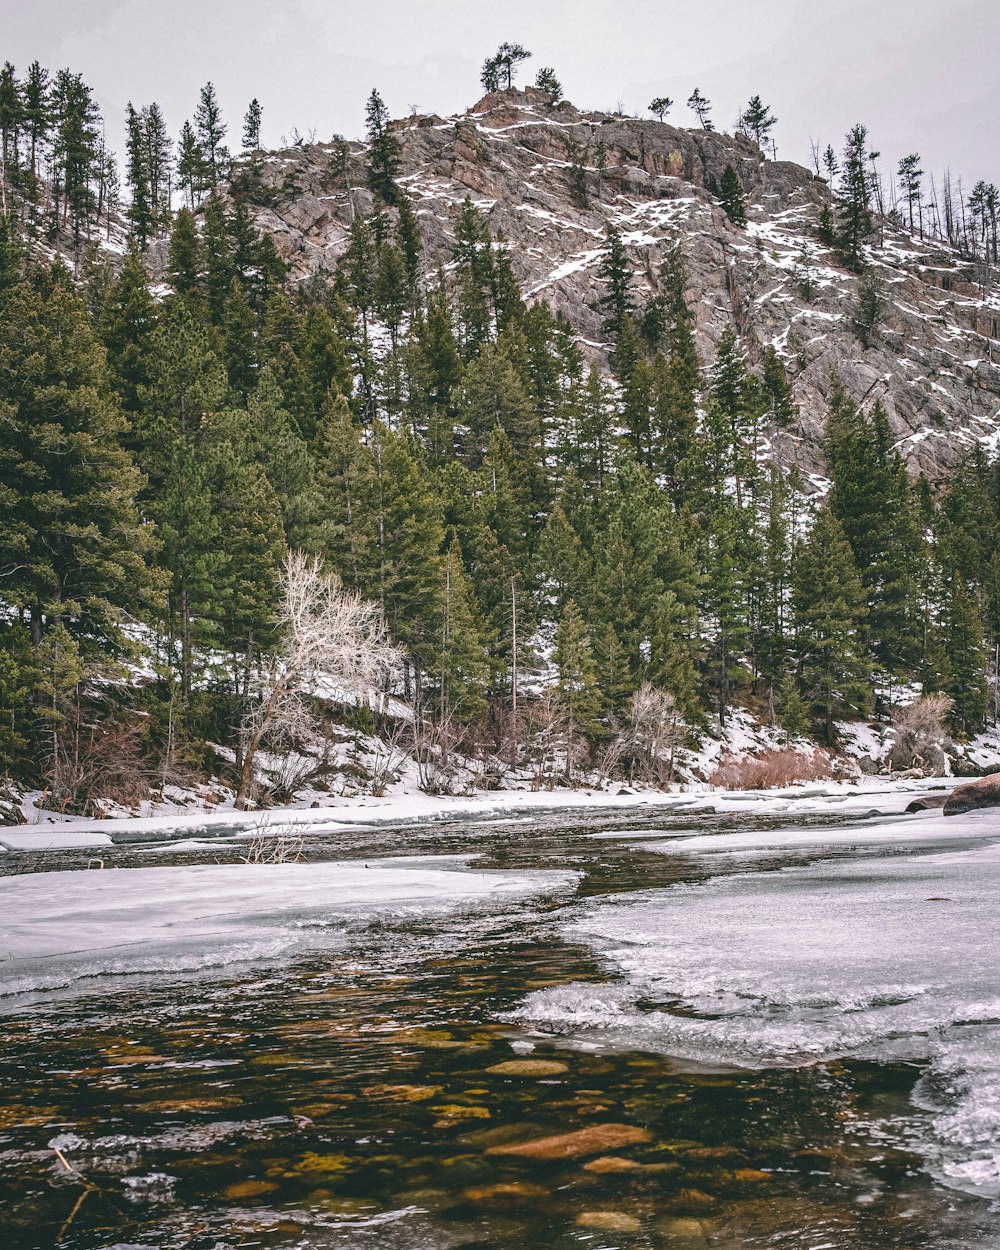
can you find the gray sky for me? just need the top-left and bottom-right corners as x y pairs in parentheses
(4, 0), (999, 194)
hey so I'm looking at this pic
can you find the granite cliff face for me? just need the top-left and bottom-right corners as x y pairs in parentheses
(238, 87), (1000, 481)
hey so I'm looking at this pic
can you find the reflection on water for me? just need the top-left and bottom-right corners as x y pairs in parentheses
(0, 807), (997, 1248)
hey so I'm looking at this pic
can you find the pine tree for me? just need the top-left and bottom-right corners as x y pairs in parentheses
(100, 242), (157, 416)
(365, 88), (400, 204)
(791, 507), (869, 742)
(0, 265), (156, 653)
(49, 70), (102, 247)
(455, 343), (540, 471)
(194, 82), (228, 188)
(649, 97), (673, 122)
(928, 575), (988, 737)
(167, 206), (207, 297)
(437, 538), (489, 719)
(535, 505), (590, 615)
(158, 440), (223, 710)
(738, 95), (777, 151)
(0, 624), (35, 777)
(534, 67), (562, 101)
(553, 599), (602, 742)
(761, 346), (797, 428)
(719, 164), (747, 225)
(125, 102), (153, 247)
(176, 119), (203, 208)
(242, 98), (262, 153)
(367, 422), (446, 679)
(837, 123), (873, 269)
(597, 224), (634, 337)
(686, 88), (713, 129)
(313, 391), (374, 586)
(395, 193), (422, 298)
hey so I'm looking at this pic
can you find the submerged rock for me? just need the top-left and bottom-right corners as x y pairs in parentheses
(463, 1181), (548, 1206)
(486, 1059), (569, 1077)
(576, 1210), (642, 1232)
(485, 1122), (652, 1161)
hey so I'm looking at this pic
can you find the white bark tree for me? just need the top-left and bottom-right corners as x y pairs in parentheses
(236, 551), (401, 808)
(617, 682), (685, 787)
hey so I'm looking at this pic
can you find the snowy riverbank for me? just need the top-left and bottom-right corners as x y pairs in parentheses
(0, 772), (960, 853)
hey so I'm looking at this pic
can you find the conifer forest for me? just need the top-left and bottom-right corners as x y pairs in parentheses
(1, 51), (999, 814)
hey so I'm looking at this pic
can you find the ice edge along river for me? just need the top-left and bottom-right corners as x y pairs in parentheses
(510, 806), (1000, 1202)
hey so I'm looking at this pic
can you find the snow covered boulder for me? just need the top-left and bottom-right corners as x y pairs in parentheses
(943, 773), (1000, 816)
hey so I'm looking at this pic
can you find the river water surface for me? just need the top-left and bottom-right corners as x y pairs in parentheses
(1, 798), (999, 1249)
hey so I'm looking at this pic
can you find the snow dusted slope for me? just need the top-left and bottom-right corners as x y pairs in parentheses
(512, 810), (1000, 1199)
(233, 87), (1000, 481)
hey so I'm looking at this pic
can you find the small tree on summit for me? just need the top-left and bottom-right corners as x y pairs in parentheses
(481, 43), (532, 93)
(648, 96), (673, 123)
(534, 67), (562, 101)
(738, 95), (777, 151)
(687, 88), (713, 129)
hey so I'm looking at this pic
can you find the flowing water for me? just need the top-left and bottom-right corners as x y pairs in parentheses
(1, 802), (999, 1249)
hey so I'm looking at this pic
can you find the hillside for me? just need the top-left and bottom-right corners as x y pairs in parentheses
(233, 86), (1000, 481)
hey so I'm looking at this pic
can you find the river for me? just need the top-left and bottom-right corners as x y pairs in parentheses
(1, 793), (998, 1249)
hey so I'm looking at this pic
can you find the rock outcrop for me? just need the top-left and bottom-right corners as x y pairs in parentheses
(236, 88), (1000, 481)
(943, 773), (1000, 815)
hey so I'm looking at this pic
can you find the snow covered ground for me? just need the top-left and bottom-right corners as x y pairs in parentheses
(0, 857), (577, 1000)
(0, 771), (955, 852)
(511, 808), (1000, 1200)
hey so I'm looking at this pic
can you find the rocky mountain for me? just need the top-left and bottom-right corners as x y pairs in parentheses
(231, 86), (1000, 483)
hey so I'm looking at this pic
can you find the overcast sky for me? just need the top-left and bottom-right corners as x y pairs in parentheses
(4, 0), (999, 194)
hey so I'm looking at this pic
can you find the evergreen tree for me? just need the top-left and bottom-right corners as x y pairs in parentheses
(738, 95), (777, 150)
(367, 422), (446, 679)
(791, 507), (869, 741)
(194, 81), (228, 188)
(597, 224), (634, 337)
(157, 440), (223, 710)
(648, 97), (673, 122)
(687, 88), (713, 129)
(535, 505), (590, 615)
(242, 98), (262, 153)
(365, 88), (401, 204)
(927, 575), (988, 737)
(837, 123), (873, 268)
(100, 243), (157, 416)
(719, 164), (747, 225)
(437, 538), (489, 719)
(125, 101), (153, 247)
(553, 598), (602, 742)
(176, 119), (203, 208)
(167, 206), (207, 297)
(761, 346), (797, 428)
(313, 391), (374, 586)
(534, 67), (562, 101)
(0, 265), (156, 652)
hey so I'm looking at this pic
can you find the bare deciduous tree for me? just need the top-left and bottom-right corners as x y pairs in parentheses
(888, 693), (954, 774)
(235, 552), (401, 808)
(616, 682), (685, 787)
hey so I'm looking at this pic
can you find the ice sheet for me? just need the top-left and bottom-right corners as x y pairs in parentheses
(512, 813), (1000, 1197)
(0, 858), (575, 999)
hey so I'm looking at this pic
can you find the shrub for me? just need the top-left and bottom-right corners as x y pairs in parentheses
(710, 747), (839, 790)
(887, 693), (953, 773)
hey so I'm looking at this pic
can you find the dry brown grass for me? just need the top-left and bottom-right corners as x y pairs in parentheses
(709, 747), (839, 791)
